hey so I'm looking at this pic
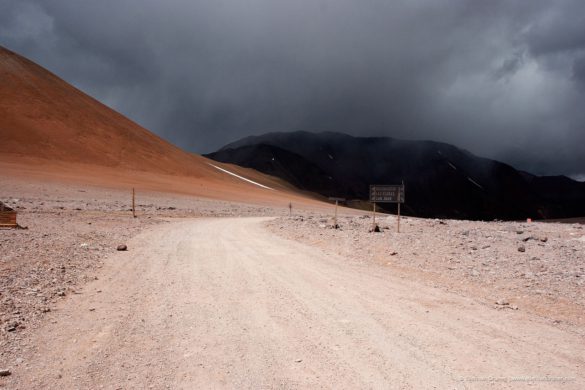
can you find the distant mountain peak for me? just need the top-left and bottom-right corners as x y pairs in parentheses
(208, 131), (585, 220)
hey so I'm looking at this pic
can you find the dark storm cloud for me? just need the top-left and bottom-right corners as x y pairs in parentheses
(1, 0), (584, 178)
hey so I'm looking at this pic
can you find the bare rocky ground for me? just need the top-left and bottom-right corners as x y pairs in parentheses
(2, 175), (584, 387)
(267, 213), (585, 331)
(0, 178), (286, 378)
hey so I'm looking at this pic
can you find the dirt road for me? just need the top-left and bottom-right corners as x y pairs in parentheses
(8, 218), (584, 389)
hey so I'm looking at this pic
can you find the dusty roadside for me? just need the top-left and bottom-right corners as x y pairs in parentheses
(267, 214), (585, 331)
(0, 177), (289, 378)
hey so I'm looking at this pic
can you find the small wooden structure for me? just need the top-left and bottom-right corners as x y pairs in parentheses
(0, 201), (17, 228)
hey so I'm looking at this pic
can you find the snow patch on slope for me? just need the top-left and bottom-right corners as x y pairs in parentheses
(467, 177), (483, 189)
(208, 164), (273, 190)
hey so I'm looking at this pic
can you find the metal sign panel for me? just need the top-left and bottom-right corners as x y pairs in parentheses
(369, 185), (405, 203)
(328, 197), (346, 202)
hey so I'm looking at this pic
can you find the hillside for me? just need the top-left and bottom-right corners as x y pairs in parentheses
(0, 47), (210, 176)
(207, 131), (585, 220)
(0, 46), (325, 208)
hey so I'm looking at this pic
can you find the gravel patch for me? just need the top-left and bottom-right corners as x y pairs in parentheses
(267, 213), (585, 326)
(0, 178), (288, 365)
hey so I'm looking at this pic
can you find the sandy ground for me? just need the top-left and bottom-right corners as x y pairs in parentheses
(1, 217), (582, 389)
(0, 177), (297, 382)
(1, 177), (584, 389)
(267, 214), (585, 331)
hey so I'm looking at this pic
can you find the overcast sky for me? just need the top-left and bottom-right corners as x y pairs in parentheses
(1, 0), (584, 178)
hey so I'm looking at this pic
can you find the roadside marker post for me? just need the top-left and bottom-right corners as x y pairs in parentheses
(132, 188), (136, 218)
(328, 197), (346, 228)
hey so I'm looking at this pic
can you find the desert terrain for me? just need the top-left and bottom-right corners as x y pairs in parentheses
(1, 44), (584, 389)
(267, 213), (585, 329)
(1, 173), (584, 389)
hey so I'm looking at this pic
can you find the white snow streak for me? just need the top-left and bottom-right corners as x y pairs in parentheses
(467, 177), (483, 189)
(209, 164), (273, 190)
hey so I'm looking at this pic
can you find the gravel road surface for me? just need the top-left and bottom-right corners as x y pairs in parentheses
(6, 218), (583, 389)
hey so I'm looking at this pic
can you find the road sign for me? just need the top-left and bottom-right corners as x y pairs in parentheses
(369, 185), (405, 203)
(328, 197), (346, 202)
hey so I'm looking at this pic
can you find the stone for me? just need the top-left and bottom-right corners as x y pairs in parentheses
(0, 369), (11, 377)
(517, 245), (526, 252)
(117, 244), (128, 251)
(495, 299), (509, 306)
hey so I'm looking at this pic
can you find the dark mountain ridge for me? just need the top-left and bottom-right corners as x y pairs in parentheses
(206, 131), (585, 220)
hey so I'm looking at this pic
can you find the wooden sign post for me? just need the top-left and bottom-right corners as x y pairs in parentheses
(328, 197), (346, 228)
(369, 184), (405, 233)
(132, 188), (136, 218)
(288, 202), (292, 217)
(397, 191), (401, 233)
(397, 180), (404, 233)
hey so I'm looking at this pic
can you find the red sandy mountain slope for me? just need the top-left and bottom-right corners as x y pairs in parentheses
(0, 46), (322, 207)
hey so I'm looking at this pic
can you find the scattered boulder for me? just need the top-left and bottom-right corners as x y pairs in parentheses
(369, 225), (381, 233)
(0, 369), (11, 377)
(117, 244), (128, 251)
(522, 235), (547, 243)
(495, 299), (509, 306)
(517, 245), (526, 252)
